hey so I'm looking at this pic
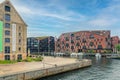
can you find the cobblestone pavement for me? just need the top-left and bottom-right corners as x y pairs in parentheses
(0, 57), (77, 75)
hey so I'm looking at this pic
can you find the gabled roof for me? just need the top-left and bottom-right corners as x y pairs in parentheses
(0, 0), (27, 26)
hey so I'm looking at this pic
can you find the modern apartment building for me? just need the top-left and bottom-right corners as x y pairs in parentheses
(55, 30), (112, 53)
(27, 36), (55, 53)
(0, 0), (27, 60)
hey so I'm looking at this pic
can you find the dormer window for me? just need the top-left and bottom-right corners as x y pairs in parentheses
(5, 6), (10, 12)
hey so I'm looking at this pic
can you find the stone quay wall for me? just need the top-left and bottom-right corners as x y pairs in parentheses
(0, 59), (92, 80)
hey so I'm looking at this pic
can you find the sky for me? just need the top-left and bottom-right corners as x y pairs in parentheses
(0, 0), (120, 38)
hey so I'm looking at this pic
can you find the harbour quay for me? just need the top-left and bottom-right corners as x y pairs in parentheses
(0, 57), (92, 80)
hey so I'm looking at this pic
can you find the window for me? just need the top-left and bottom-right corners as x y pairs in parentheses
(89, 34), (94, 39)
(5, 46), (10, 53)
(71, 46), (74, 50)
(5, 23), (10, 28)
(66, 43), (69, 47)
(5, 14), (10, 21)
(82, 46), (86, 49)
(106, 38), (108, 41)
(57, 44), (60, 47)
(19, 39), (21, 43)
(5, 30), (10, 35)
(71, 40), (74, 43)
(89, 42), (94, 46)
(5, 6), (10, 12)
(71, 34), (74, 37)
(76, 36), (80, 40)
(5, 38), (10, 43)
(76, 43), (80, 46)
(17, 54), (22, 60)
(82, 39), (86, 43)
(66, 37), (69, 41)
(5, 55), (10, 60)
(19, 33), (21, 36)
(19, 26), (21, 30)
(98, 45), (103, 49)
(19, 47), (21, 51)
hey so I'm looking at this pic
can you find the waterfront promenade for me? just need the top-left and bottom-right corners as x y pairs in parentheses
(0, 57), (91, 80)
(0, 57), (77, 75)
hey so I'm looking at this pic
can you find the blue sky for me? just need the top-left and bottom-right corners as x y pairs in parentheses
(1, 0), (120, 37)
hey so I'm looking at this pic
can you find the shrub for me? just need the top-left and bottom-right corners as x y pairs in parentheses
(23, 56), (43, 62)
(0, 60), (17, 64)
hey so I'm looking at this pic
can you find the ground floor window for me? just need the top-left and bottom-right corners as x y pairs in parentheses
(17, 54), (22, 60)
(5, 46), (10, 53)
(5, 55), (10, 60)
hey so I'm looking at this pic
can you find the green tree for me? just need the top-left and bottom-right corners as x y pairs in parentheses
(115, 44), (120, 53)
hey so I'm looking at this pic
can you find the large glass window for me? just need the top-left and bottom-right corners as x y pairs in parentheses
(5, 6), (10, 12)
(5, 23), (10, 28)
(5, 55), (10, 60)
(5, 38), (10, 43)
(5, 30), (10, 35)
(5, 46), (10, 53)
(5, 14), (10, 21)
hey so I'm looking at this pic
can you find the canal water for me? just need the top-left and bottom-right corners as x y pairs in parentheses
(39, 57), (120, 80)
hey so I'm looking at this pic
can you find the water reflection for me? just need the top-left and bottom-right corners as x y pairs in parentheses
(39, 57), (120, 80)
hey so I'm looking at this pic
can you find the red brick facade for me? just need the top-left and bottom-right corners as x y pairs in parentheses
(55, 30), (112, 53)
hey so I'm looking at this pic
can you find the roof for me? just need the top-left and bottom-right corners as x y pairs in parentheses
(0, 0), (27, 26)
(59, 30), (111, 38)
(36, 36), (50, 40)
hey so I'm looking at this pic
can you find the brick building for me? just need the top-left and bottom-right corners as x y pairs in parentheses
(0, 0), (27, 60)
(111, 36), (119, 53)
(55, 30), (112, 53)
(27, 36), (55, 53)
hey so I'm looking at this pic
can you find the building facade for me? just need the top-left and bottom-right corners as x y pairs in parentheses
(27, 37), (38, 53)
(55, 30), (112, 53)
(0, 0), (27, 60)
(111, 36), (119, 53)
(27, 36), (55, 53)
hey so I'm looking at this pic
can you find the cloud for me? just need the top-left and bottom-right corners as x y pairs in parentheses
(88, 18), (117, 27)
(1, 0), (120, 37)
(8, 0), (86, 21)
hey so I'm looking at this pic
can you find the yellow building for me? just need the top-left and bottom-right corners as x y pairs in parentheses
(0, 0), (27, 60)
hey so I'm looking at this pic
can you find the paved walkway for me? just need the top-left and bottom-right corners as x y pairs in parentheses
(0, 57), (77, 76)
